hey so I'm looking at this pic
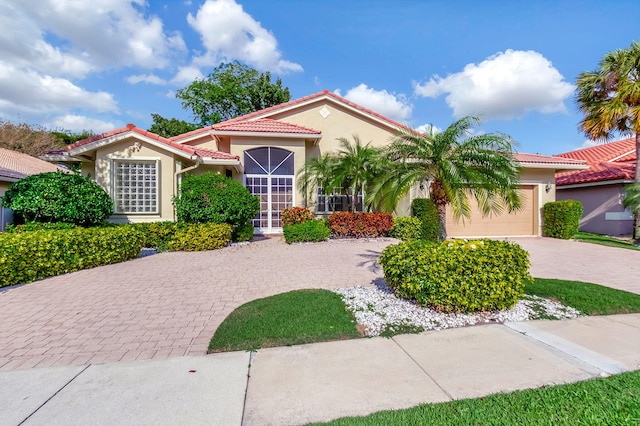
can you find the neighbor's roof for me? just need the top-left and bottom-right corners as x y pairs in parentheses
(0, 148), (68, 181)
(47, 124), (239, 161)
(513, 153), (586, 168)
(555, 137), (637, 186)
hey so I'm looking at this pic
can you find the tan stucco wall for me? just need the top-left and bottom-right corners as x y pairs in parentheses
(93, 137), (182, 223)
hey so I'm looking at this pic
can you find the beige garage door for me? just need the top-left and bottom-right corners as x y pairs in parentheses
(446, 185), (537, 237)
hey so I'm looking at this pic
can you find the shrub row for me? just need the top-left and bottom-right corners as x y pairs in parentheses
(543, 200), (583, 239)
(166, 223), (233, 251)
(390, 216), (422, 241)
(379, 239), (531, 313)
(328, 212), (393, 238)
(0, 226), (145, 288)
(283, 220), (331, 243)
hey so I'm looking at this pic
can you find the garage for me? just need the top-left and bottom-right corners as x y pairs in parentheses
(446, 185), (537, 237)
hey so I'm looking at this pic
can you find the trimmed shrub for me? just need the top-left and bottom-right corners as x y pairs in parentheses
(543, 200), (583, 239)
(379, 239), (531, 313)
(411, 198), (439, 242)
(126, 221), (188, 250)
(6, 222), (78, 233)
(1, 171), (113, 227)
(281, 207), (314, 226)
(328, 212), (393, 238)
(167, 222), (232, 251)
(232, 221), (255, 242)
(173, 172), (260, 228)
(283, 220), (331, 244)
(390, 216), (422, 241)
(0, 226), (144, 288)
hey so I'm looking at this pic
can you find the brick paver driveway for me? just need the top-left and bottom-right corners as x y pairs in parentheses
(2, 236), (638, 372)
(0, 238), (391, 371)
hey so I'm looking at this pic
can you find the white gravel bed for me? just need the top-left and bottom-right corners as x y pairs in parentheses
(334, 285), (582, 337)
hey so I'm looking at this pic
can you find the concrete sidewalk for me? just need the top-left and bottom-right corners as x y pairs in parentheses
(2, 314), (639, 426)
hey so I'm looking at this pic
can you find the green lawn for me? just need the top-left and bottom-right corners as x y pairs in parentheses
(312, 370), (640, 425)
(572, 232), (640, 250)
(526, 278), (640, 316)
(208, 289), (360, 352)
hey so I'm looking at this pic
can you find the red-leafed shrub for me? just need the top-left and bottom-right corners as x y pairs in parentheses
(328, 212), (394, 238)
(281, 207), (314, 226)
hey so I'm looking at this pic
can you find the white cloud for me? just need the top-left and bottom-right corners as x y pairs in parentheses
(415, 123), (442, 135)
(414, 50), (575, 121)
(46, 115), (116, 133)
(170, 66), (205, 86)
(126, 74), (168, 85)
(337, 84), (413, 123)
(186, 0), (302, 74)
(0, 63), (118, 117)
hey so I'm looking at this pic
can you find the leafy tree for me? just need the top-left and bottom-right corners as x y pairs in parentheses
(1, 171), (113, 226)
(375, 116), (522, 241)
(576, 41), (640, 239)
(173, 172), (260, 229)
(176, 61), (290, 126)
(50, 130), (94, 145)
(0, 121), (66, 157)
(148, 114), (198, 138)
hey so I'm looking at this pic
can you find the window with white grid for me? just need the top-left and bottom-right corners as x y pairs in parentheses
(113, 160), (158, 214)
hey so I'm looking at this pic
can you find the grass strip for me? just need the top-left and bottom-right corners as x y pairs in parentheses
(314, 370), (640, 425)
(208, 289), (359, 352)
(527, 278), (640, 315)
(572, 232), (640, 250)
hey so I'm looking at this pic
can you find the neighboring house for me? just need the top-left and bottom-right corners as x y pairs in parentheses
(556, 137), (636, 236)
(44, 90), (585, 237)
(0, 148), (69, 231)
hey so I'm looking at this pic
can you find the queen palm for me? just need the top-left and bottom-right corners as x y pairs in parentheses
(576, 41), (640, 239)
(374, 116), (522, 241)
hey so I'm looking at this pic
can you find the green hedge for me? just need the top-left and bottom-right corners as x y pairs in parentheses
(379, 239), (531, 313)
(543, 200), (583, 239)
(0, 226), (144, 288)
(390, 216), (422, 241)
(166, 223), (232, 251)
(411, 198), (439, 242)
(126, 221), (188, 250)
(283, 220), (331, 243)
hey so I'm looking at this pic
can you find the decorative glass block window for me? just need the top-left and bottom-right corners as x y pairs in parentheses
(113, 160), (158, 214)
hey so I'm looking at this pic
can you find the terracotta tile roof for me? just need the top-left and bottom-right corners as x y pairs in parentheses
(556, 161), (635, 186)
(49, 124), (238, 161)
(513, 153), (586, 166)
(556, 137), (636, 164)
(211, 118), (321, 134)
(171, 89), (412, 141)
(0, 148), (69, 181)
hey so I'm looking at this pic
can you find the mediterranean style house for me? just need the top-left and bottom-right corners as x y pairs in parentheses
(43, 90), (585, 237)
(556, 137), (636, 236)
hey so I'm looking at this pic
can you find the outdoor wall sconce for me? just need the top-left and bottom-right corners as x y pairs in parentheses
(545, 181), (552, 193)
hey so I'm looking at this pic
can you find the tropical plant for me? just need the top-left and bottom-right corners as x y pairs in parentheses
(148, 113), (198, 138)
(296, 153), (337, 209)
(624, 183), (640, 215)
(372, 116), (522, 241)
(576, 41), (640, 239)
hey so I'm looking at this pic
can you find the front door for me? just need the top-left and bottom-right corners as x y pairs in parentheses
(244, 147), (294, 233)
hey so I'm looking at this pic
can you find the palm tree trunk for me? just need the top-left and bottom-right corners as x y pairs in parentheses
(634, 133), (640, 241)
(437, 204), (447, 242)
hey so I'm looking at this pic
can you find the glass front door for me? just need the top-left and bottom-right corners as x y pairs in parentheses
(244, 147), (294, 233)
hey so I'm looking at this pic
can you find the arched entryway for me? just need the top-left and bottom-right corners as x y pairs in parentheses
(244, 147), (294, 233)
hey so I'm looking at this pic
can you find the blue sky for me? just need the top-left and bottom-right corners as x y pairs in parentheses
(1, 0), (639, 155)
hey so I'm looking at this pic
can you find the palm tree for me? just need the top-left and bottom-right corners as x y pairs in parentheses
(296, 153), (336, 209)
(576, 41), (640, 240)
(375, 116), (522, 241)
(332, 136), (384, 212)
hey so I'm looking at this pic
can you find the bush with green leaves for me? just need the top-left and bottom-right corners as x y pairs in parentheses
(125, 221), (188, 250)
(173, 172), (260, 228)
(411, 198), (439, 242)
(6, 222), (78, 233)
(167, 222), (232, 251)
(543, 200), (583, 239)
(232, 221), (255, 242)
(379, 239), (531, 313)
(283, 220), (331, 243)
(1, 171), (113, 227)
(0, 226), (144, 288)
(390, 216), (422, 241)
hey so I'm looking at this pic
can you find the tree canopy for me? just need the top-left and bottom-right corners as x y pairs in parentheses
(0, 121), (85, 157)
(576, 41), (640, 239)
(148, 114), (198, 138)
(175, 61), (291, 126)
